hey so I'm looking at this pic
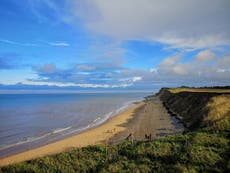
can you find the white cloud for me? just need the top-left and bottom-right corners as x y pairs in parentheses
(160, 54), (181, 66)
(0, 39), (70, 47)
(149, 68), (157, 73)
(119, 76), (142, 83)
(48, 42), (70, 47)
(132, 76), (142, 82)
(27, 0), (230, 50)
(156, 50), (230, 81)
(157, 54), (191, 76)
(158, 35), (230, 50)
(195, 50), (215, 62)
(28, 0), (60, 23)
(217, 69), (230, 73)
(0, 39), (38, 47)
(76, 64), (96, 71)
(29, 62), (143, 88)
(17, 80), (131, 88)
(33, 64), (57, 73)
(68, 0), (230, 49)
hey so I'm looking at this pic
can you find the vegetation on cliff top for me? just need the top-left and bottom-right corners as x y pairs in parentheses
(168, 87), (230, 93)
(1, 88), (229, 173)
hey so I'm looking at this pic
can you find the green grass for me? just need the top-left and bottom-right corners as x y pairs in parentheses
(1, 130), (229, 173)
(168, 88), (230, 93)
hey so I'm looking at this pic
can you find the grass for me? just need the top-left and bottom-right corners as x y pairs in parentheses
(1, 89), (229, 173)
(1, 130), (229, 173)
(205, 95), (230, 123)
(168, 88), (230, 93)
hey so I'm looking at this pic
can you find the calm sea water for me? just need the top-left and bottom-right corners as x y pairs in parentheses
(0, 92), (149, 157)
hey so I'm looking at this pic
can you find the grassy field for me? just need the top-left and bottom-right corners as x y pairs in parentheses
(168, 87), (230, 93)
(1, 90), (229, 173)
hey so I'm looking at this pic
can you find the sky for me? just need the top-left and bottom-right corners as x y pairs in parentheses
(0, 0), (230, 92)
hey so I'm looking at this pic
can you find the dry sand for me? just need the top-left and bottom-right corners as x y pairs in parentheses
(0, 96), (183, 167)
(109, 96), (183, 144)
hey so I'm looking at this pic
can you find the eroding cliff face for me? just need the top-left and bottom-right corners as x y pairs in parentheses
(157, 88), (230, 130)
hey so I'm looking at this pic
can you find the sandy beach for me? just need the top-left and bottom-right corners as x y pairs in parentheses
(0, 96), (183, 167)
(0, 102), (144, 166)
(109, 96), (183, 144)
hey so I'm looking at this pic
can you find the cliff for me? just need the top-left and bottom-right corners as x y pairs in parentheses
(157, 88), (230, 130)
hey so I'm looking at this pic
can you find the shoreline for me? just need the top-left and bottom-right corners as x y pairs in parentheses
(0, 99), (137, 158)
(0, 96), (184, 167)
(0, 101), (145, 167)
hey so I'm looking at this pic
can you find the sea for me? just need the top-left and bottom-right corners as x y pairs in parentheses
(0, 92), (150, 157)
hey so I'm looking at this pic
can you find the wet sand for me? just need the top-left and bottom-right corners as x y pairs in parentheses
(0, 96), (183, 167)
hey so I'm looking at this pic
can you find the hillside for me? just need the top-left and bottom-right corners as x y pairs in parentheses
(1, 88), (229, 173)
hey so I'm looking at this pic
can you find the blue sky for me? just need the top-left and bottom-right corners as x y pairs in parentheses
(0, 0), (230, 92)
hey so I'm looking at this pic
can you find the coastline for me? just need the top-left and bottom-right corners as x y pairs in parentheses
(0, 101), (145, 167)
(0, 98), (139, 158)
(0, 95), (184, 167)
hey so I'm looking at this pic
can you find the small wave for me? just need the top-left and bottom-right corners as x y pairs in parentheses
(0, 132), (51, 151)
(0, 126), (72, 151)
(52, 126), (71, 134)
(92, 117), (101, 123)
(72, 100), (135, 133)
(92, 101), (134, 127)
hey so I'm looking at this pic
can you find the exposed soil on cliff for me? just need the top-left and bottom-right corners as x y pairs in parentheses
(157, 88), (230, 130)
